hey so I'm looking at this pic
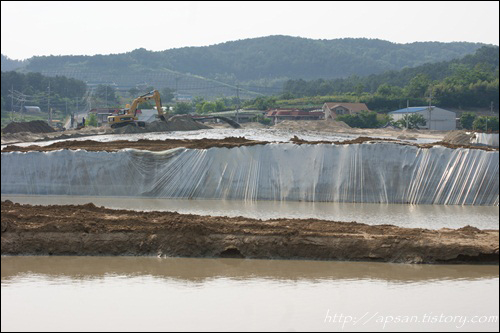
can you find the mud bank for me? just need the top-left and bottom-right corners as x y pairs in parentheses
(1, 136), (269, 152)
(1, 201), (498, 264)
(3, 136), (498, 153)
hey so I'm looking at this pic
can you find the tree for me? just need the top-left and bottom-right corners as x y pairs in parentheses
(397, 113), (427, 129)
(405, 74), (431, 98)
(460, 112), (477, 130)
(280, 92), (295, 100)
(355, 83), (365, 97)
(128, 87), (139, 97)
(173, 102), (192, 114)
(160, 87), (175, 103)
(85, 113), (98, 127)
(95, 84), (119, 106)
(337, 111), (379, 128)
(253, 96), (276, 110)
(473, 116), (499, 132)
(214, 99), (225, 112)
(377, 113), (394, 126)
(253, 115), (272, 125)
(201, 101), (216, 114)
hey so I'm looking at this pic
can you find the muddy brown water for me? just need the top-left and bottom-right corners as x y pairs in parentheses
(2, 197), (498, 331)
(1, 256), (498, 332)
(2, 195), (498, 230)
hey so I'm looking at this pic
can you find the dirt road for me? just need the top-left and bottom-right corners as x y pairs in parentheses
(2, 201), (498, 264)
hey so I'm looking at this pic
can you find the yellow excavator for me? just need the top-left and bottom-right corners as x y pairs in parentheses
(107, 90), (167, 128)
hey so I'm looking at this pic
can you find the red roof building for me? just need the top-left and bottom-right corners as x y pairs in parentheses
(322, 103), (370, 120)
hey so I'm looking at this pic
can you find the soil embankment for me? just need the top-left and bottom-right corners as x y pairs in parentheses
(1, 201), (498, 264)
(1, 116), (211, 145)
(3, 136), (498, 153)
(2, 120), (56, 134)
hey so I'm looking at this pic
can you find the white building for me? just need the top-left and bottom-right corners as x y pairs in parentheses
(136, 109), (161, 123)
(389, 106), (456, 130)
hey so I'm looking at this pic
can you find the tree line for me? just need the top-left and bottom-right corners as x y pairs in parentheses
(17, 36), (485, 84)
(282, 46), (499, 111)
(1, 71), (87, 114)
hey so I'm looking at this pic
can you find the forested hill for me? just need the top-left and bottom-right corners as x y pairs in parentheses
(157, 36), (486, 80)
(8, 36), (487, 83)
(284, 45), (500, 96)
(1, 54), (26, 72)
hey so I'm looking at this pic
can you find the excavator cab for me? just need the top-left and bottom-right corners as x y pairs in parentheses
(108, 90), (166, 128)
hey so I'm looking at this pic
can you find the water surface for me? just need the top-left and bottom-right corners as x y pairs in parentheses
(1, 256), (498, 332)
(3, 195), (498, 230)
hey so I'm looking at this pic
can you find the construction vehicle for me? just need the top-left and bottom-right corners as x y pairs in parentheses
(107, 90), (167, 128)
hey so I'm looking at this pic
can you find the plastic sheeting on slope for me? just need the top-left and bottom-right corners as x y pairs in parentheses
(471, 133), (499, 148)
(1, 143), (498, 205)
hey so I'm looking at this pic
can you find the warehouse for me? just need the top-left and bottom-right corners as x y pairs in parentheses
(389, 106), (456, 130)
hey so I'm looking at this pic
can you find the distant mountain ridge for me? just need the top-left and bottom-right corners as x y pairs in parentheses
(1, 35), (488, 97)
(1, 54), (27, 72)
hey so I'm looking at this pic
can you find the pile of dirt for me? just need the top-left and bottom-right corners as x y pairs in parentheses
(442, 130), (475, 145)
(274, 120), (351, 131)
(397, 135), (417, 140)
(1, 126), (115, 145)
(2, 137), (269, 153)
(1, 201), (498, 264)
(289, 135), (399, 145)
(2, 120), (56, 134)
(113, 116), (211, 134)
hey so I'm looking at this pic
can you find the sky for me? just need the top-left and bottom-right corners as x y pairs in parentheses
(1, 1), (499, 60)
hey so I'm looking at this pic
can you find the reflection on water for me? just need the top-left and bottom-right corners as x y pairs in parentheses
(2, 195), (499, 230)
(2, 256), (499, 283)
(1, 257), (499, 332)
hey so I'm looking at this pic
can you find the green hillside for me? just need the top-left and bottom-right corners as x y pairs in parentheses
(1, 36), (487, 98)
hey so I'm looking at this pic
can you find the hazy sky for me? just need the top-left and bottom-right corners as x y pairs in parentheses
(1, 1), (499, 60)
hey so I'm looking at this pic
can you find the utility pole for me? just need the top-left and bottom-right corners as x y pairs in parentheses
(236, 83), (240, 123)
(47, 82), (51, 124)
(428, 90), (432, 131)
(406, 99), (409, 129)
(10, 85), (14, 121)
(175, 77), (180, 103)
(10, 85), (14, 112)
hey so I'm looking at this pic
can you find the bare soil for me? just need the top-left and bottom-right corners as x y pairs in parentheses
(2, 120), (56, 134)
(3, 135), (497, 153)
(1, 116), (211, 145)
(272, 120), (448, 141)
(1, 201), (498, 264)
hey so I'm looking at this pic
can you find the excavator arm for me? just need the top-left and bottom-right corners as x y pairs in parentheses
(107, 90), (167, 128)
(129, 90), (166, 121)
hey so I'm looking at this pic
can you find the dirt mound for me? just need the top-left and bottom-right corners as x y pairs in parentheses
(113, 116), (211, 134)
(2, 137), (269, 153)
(442, 130), (474, 145)
(274, 120), (351, 131)
(2, 120), (56, 134)
(1, 201), (498, 264)
(397, 135), (417, 140)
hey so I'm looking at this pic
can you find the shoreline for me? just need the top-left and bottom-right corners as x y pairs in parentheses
(2, 201), (498, 264)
